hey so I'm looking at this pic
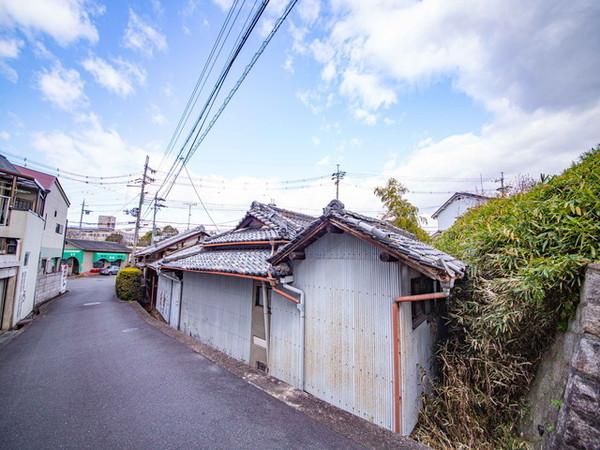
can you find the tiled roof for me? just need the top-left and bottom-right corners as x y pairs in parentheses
(203, 228), (282, 245)
(135, 226), (207, 257)
(270, 200), (465, 280)
(236, 201), (315, 239)
(162, 248), (290, 277)
(65, 238), (132, 253)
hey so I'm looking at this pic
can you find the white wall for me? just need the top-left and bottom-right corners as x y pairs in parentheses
(11, 210), (44, 325)
(40, 181), (68, 259)
(436, 196), (487, 231)
(180, 272), (253, 363)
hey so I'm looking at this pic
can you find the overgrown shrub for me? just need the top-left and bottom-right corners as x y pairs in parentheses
(413, 148), (600, 448)
(115, 267), (143, 302)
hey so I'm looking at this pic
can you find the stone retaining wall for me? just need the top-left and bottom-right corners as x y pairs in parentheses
(548, 264), (600, 449)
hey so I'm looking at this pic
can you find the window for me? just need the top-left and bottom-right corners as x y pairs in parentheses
(0, 238), (17, 255)
(55, 223), (63, 234)
(410, 276), (435, 329)
(254, 285), (263, 306)
(23, 251), (29, 266)
(54, 210), (57, 217)
(0, 195), (9, 225)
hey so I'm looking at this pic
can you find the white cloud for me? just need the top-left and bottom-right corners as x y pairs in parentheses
(0, 37), (22, 82)
(210, 0), (233, 11)
(82, 56), (146, 96)
(316, 155), (330, 166)
(0, 37), (22, 58)
(0, 130), (10, 140)
(298, 0), (320, 25)
(340, 69), (396, 111)
(37, 63), (86, 111)
(314, 0), (600, 114)
(283, 55), (294, 74)
(311, 136), (320, 146)
(123, 9), (167, 57)
(0, 0), (101, 45)
(150, 104), (166, 125)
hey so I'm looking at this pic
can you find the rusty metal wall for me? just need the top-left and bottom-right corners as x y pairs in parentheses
(180, 272), (253, 363)
(293, 232), (401, 431)
(269, 291), (302, 388)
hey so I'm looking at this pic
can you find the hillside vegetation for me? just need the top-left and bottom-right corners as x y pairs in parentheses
(414, 148), (600, 448)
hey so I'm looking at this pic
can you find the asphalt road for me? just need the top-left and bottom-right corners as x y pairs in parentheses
(0, 277), (361, 450)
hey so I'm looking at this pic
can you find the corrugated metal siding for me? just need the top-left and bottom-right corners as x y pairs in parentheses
(269, 291), (301, 388)
(156, 274), (172, 322)
(180, 272), (253, 363)
(399, 267), (437, 435)
(293, 232), (400, 430)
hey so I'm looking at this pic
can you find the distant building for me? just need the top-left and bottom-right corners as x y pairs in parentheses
(431, 192), (491, 233)
(98, 215), (116, 230)
(0, 155), (70, 330)
(67, 226), (135, 245)
(63, 238), (131, 275)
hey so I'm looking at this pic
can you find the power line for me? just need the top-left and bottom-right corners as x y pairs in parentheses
(184, 165), (220, 232)
(159, 0), (245, 170)
(158, 0), (271, 198)
(4, 151), (135, 180)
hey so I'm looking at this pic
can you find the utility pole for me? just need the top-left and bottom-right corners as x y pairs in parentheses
(132, 156), (154, 255)
(184, 202), (197, 230)
(331, 164), (346, 200)
(151, 194), (166, 244)
(79, 199), (91, 228)
(495, 171), (510, 197)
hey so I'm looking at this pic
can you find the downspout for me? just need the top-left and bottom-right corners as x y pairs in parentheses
(261, 281), (270, 368)
(280, 277), (305, 390)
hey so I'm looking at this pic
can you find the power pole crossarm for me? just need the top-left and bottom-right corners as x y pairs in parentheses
(331, 164), (346, 200)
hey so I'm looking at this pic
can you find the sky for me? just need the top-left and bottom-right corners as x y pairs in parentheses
(1, 0), (599, 235)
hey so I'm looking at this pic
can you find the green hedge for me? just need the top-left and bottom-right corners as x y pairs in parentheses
(414, 147), (600, 448)
(115, 267), (143, 302)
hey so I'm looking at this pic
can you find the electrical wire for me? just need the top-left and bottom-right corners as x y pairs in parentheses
(183, 165), (220, 232)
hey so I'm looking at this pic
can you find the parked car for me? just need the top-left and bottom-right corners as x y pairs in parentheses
(100, 266), (120, 275)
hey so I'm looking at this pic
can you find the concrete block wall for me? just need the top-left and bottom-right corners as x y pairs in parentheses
(34, 271), (64, 306)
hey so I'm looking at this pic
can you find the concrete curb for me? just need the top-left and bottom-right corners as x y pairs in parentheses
(128, 301), (427, 450)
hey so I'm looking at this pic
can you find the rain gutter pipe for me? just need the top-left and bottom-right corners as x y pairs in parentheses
(261, 281), (270, 367)
(280, 276), (305, 390)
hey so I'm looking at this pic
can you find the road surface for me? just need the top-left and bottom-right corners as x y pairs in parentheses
(0, 277), (360, 449)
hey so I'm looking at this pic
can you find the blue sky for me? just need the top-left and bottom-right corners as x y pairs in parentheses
(1, 0), (598, 233)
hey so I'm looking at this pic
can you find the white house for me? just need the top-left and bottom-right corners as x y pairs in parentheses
(16, 165), (70, 305)
(431, 192), (490, 233)
(156, 200), (465, 435)
(0, 155), (70, 330)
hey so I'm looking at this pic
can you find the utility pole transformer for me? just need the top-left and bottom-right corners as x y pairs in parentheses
(331, 164), (347, 201)
(79, 199), (91, 228)
(151, 194), (166, 244)
(132, 155), (152, 256)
